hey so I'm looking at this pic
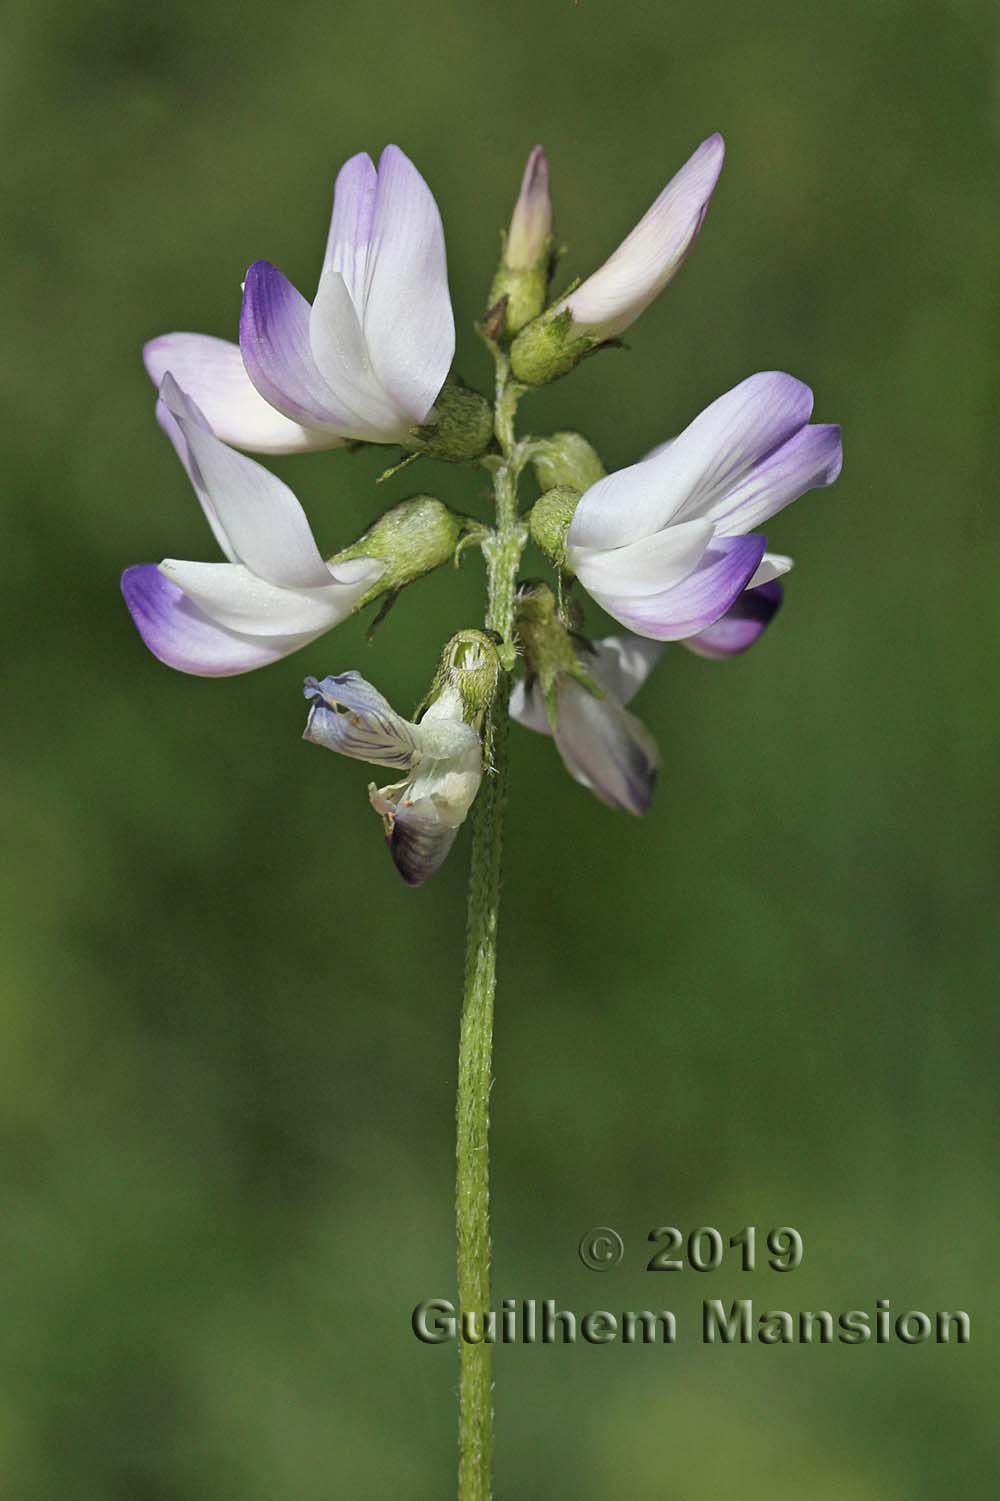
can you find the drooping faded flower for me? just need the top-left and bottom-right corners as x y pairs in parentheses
(511, 632), (663, 816)
(121, 376), (385, 676)
(143, 146), (456, 454)
(564, 372), (842, 640)
(509, 134), (725, 383)
(303, 671), (483, 885)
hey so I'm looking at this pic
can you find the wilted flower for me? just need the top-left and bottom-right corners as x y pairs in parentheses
(303, 670), (484, 885)
(121, 376), (385, 676)
(511, 632), (663, 816)
(509, 134), (724, 383)
(144, 146), (457, 454)
(564, 372), (842, 640)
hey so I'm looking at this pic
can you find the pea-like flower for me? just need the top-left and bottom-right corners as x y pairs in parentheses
(143, 146), (455, 454)
(303, 672), (483, 886)
(511, 634), (663, 816)
(559, 132), (725, 341)
(565, 372), (842, 640)
(509, 134), (725, 383)
(121, 376), (385, 676)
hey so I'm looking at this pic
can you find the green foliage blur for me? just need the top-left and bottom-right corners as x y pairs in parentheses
(3, 0), (998, 1494)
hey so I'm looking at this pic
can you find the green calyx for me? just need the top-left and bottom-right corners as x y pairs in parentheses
(531, 431), (607, 493)
(508, 306), (595, 385)
(526, 487), (581, 570)
(422, 629), (503, 729)
(514, 581), (601, 729)
(412, 381), (494, 462)
(330, 496), (471, 610)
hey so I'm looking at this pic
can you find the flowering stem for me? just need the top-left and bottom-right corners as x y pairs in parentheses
(455, 352), (528, 1501)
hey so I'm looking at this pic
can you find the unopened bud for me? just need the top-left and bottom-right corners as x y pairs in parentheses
(531, 431), (606, 493)
(412, 382), (493, 462)
(487, 146), (556, 337)
(527, 487), (581, 570)
(330, 496), (467, 607)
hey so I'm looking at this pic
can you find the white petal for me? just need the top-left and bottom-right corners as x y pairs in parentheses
(158, 558), (381, 635)
(747, 552), (793, 588)
(570, 518), (715, 598)
(159, 376), (335, 589)
(553, 680), (660, 815)
(360, 145), (455, 422)
(509, 678), (553, 737)
(143, 334), (331, 455)
(309, 268), (413, 441)
(587, 635), (666, 705)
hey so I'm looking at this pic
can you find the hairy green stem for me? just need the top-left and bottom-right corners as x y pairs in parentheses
(455, 355), (528, 1500)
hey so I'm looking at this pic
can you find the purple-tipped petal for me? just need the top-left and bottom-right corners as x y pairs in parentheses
(683, 579), (784, 659)
(360, 145), (455, 422)
(707, 423), (843, 535)
(121, 564), (316, 677)
(568, 373), (814, 551)
(143, 333), (328, 455)
(594, 534), (767, 641)
(239, 261), (344, 428)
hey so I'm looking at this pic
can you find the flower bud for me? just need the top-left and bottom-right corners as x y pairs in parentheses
(527, 487), (581, 570)
(487, 146), (556, 337)
(329, 496), (467, 608)
(531, 431), (607, 493)
(412, 381), (493, 462)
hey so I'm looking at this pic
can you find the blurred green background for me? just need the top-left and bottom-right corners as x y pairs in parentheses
(3, 0), (998, 1494)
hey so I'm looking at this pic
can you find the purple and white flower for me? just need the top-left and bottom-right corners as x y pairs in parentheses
(565, 372), (842, 641)
(557, 133), (725, 342)
(121, 376), (384, 677)
(511, 635), (663, 815)
(303, 672), (482, 886)
(143, 146), (455, 454)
